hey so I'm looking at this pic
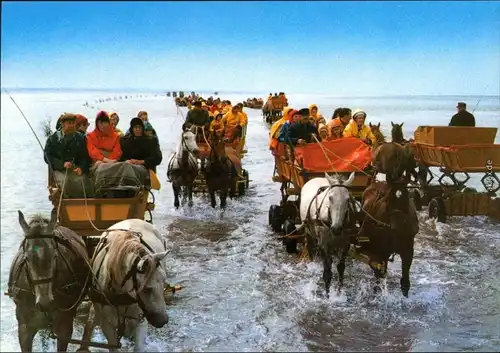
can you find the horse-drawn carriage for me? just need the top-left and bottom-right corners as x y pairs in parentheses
(192, 126), (250, 197)
(411, 126), (500, 222)
(262, 96), (286, 124)
(268, 138), (373, 249)
(268, 136), (420, 298)
(243, 98), (264, 109)
(5, 165), (177, 352)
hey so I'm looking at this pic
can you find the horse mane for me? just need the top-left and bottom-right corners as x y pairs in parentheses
(106, 231), (154, 286)
(28, 214), (50, 226)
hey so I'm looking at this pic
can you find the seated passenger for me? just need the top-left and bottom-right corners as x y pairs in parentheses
(318, 123), (329, 141)
(44, 113), (93, 198)
(286, 108), (317, 146)
(308, 104), (324, 125)
(87, 111), (122, 164)
(210, 112), (225, 136)
(137, 111), (158, 137)
(221, 105), (245, 141)
(185, 101), (210, 130)
(120, 118), (162, 174)
(269, 107), (293, 149)
(328, 119), (344, 140)
(109, 112), (124, 136)
(75, 114), (90, 135)
(236, 103), (249, 127)
(343, 109), (376, 145)
(277, 109), (299, 143)
(327, 107), (351, 135)
(331, 107), (343, 121)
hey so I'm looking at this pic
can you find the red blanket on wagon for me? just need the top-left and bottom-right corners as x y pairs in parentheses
(294, 137), (372, 172)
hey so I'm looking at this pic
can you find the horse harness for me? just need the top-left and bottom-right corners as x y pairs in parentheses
(89, 230), (160, 307)
(305, 184), (358, 235)
(166, 130), (199, 180)
(8, 229), (86, 306)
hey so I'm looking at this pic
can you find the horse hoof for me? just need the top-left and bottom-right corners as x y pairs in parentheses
(188, 201), (193, 207)
(373, 285), (382, 294)
(401, 288), (409, 298)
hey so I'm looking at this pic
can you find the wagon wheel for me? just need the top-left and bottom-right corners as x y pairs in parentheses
(282, 220), (298, 254)
(268, 205), (284, 232)
(428, 197), (446, 223)
(412, 190), (422, 211)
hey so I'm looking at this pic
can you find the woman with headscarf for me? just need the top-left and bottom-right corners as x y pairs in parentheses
(269, 106), (293, 149)
(343, 109), (376, 145)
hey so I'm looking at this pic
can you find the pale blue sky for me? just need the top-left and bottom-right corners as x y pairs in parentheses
(1, 1), (499, 95)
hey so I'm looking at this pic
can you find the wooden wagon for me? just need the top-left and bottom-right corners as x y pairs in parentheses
(411, 126), (500, 222)
(42, 168), (181, 351)
(262, 97), (286, 124)
(268, 138), (375, 254)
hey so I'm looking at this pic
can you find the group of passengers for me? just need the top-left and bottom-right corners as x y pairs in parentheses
(264, 92), (288, 111)
(269, 104), (376, 150)
(183, 98), (248, 150)
(45, 110), (162, 199)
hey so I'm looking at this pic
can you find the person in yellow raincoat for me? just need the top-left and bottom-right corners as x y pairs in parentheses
(222, 101), (232, 114)
(343, 109), (376, 145)
(308, 104), (324, 126)
(269, 106), (292, 150)
(236, 103), (248, 126)
(209, 111), (225, 135)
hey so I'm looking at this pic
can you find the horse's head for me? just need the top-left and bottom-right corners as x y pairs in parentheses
(134, 251), (170, 328)
(324, 172), (356, 235)
(180, 126), (199, 157)
(391, 121), (405, 143)
(369, 122), (384, 143)
(18, 210), (58, 311)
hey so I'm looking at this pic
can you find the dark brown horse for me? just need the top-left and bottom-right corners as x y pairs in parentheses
(8, 210), (90, 351)
(204, 131), (238, 208)
(359, 181), (419, 297)
(372, 122), (417, 183)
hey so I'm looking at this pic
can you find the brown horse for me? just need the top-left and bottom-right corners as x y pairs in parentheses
(204, 131), (238, 208)
(8, 210), (89, 352)
(372, 122), (417, 183)
(359, 181), (419, 297)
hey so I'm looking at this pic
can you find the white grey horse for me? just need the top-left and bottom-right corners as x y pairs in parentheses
(90, 219), (170, 351)
(298, 172), (357, 296)
(166, 126), (200, 208)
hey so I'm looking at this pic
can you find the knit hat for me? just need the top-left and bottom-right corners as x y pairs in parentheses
(352, 109), (367, 119)
(130, 117), (144, 129)
(95, 110), (110, 123)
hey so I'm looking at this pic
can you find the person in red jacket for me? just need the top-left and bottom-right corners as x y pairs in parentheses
(86, 111), (122, 164)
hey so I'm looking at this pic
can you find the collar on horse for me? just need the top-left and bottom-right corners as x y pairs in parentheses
(90, 230), (158, 307)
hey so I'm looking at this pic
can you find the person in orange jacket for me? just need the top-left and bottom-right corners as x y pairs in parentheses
(86, 111), (122, 165)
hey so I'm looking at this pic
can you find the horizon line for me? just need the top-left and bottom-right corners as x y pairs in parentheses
(1, 86), (499, 98)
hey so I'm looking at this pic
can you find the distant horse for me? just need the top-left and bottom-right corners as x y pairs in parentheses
(359, 181), (419, 297)
(369, 122), (386, 147)
(90, 219), (170, 351)
(372, 122), (417, 183)
(204, 132), (237, 209)
(8, 210), (89, 352)
(167, 126), (200, 208)
(298, 172), (357, 297)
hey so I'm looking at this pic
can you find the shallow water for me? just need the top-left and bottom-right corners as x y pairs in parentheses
(1, 92), (499, 351)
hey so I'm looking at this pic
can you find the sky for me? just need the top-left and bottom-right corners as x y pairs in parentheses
(1, 1), (499, 96)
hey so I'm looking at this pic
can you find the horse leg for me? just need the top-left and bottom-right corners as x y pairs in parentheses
(187, 183), (194, 207)
(54, 312), (74, 352)
(400, 246), (414, 297)
(336, 246), (349, 293)
(208, 185), (217, 208)
(133, 320), (148, 352)
(18, 323), (36, 352)
(322, 252), (333, 298)
(220, 187), (228, 209)
(173, 183), (180, 209)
